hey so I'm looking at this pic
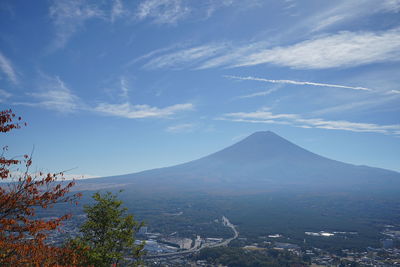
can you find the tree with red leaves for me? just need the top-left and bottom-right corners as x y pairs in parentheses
(0, 109), (83, 266)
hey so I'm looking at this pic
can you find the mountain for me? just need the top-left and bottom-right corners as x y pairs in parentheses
(80, 131), (400, 194)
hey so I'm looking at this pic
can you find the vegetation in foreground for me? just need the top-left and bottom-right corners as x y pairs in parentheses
(0, 109), (82, 265)
(67, 191), (145, 266)
(0, 109), (145, 266)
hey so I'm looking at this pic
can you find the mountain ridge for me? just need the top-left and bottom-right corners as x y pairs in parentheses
(80, 131), (400, 194)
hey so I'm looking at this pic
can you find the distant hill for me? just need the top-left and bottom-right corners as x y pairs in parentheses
(79, 131), (400, 194)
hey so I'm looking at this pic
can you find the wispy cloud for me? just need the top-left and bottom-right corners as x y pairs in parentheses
(141, 41), (266, 70)
(48, 0), (132, 49)
(119, 76), (129, 99)
(10, 73), (193, 120)
(221, 108), (297, 121)
(94, 102), (193, 119)
(219, 107), (400, 136)
(297, 117), (400, 135)
(230, 73), (400, 116)
(235, 29), (400, 69)
(236, 85), (282, 99)
(135, 0), (190, 25)
(382, 0), (400, 12)
(196, 42), (266, 70)
(14, 75), (82, 113)
(226, 75), (371, 91)
(49, 0), (103, 50)
(140, 28), (400, 70)
(138, 1), (400, 70)
(304, 0), (400, 33)
(0, 89), (12, 103)
(204, 0), (234, 18)
(166, 123), (195, 133)
(144, 44), (226, 69)
(111, 0), (125, 22)
(0, 51), (18, 84)
(311, 95), (400, 116)
(134, 0), (241, 25)
(125, 43), (185, 67)
(311, 15), (344, 32)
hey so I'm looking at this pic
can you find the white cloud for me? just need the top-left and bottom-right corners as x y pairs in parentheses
(141, 28), (400, 70)
(14, 75), (82, 113)
(111, 0), (125, 22)
(204, 0), (234, 18)
(226, 75), (371, 91)
(219, 108), (400, 136)
(303, 2), (362, 33)
(119, 76), (129, 99)
(141, 42), (267, 70)
(297, 117), (400, 134)
(311, 95), (400, 116)
(125, 43), (185, 67)
(166, 123), (195, 133)
(49, 0), (103, 50)
(135, 0), (190, 25)
(236, 29), (400, 69)
(230, 74), (399, 115)
(237, 86), (281, 99)
(94, 102), (193, 119)
(382, 0), (400, 12)
(221, 108), (297, 121)
(0, 51), (18, 84)
(10, 73), (192, 120)
(144, 44), (226, 69)
(305, 0), (400, 33)
(311, 15), (345, 33)
(134, 0), (241, 25)
(283, 0), (296, 10)
(196, 42), (266, 70)
(0, 89), (12, 103)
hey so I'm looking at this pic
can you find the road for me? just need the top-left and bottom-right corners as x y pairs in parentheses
(145, 215), (239, 259)
(210, 216), (239, 247)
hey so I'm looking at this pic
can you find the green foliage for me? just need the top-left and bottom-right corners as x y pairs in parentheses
(71, 191), (145, 266)
(195, 247), (306, 267)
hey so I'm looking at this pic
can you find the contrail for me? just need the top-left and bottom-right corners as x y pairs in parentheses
(225, 75), (371, 91)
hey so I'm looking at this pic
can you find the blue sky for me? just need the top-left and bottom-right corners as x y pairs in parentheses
(1, 0), (399, 177)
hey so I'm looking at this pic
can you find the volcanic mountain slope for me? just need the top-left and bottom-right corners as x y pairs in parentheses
(83, 131), (400, 193)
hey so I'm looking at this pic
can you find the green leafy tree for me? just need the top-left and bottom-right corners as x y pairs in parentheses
(70, 191), (145, 266)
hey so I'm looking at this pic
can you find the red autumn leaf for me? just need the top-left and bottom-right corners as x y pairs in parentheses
(0, 109), (84, 266)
